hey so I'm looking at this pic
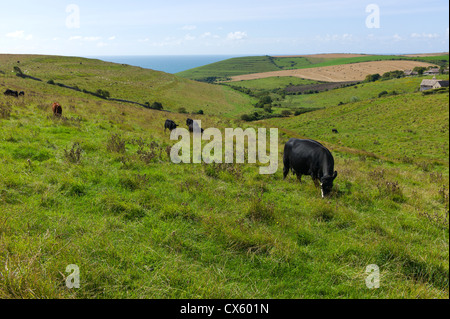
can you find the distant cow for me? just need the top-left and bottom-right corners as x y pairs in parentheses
(19, 91), (25, 96)
(332, 129), (338, 133)
(187, 119), (204, 133)
(188, 123), (204, 133)
(164, 119), (178, 132)
(283, 138), (337, 198)
(52, 102), (62, 117)
(4, 89), (19, 97)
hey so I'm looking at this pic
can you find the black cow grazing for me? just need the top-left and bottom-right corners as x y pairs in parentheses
(283, 138), (337, 198)
(164, 119), (178, 132)
(186, 118), (194, 127)
(19, 91), (25, 96)
(332, 128), (338, 134)
(4, 89), (19, 97)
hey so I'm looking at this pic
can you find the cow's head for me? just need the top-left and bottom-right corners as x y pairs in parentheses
(320, 171), (337, 198)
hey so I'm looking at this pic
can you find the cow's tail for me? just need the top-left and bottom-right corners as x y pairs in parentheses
(283, 147), (290, 179)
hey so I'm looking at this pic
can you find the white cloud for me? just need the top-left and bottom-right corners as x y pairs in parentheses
(181, 25), (197, 31)
(108, 36), (116, 41)
(6, 30), (33, 40)
(411, 32), (439, 38)
(393, 34), (403, 41)
(227, 31), (247, 41)
(69, 36), (102, 42)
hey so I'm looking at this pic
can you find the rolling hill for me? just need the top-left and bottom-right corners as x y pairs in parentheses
(176, 53), (449, 81)
(0, 54), (254, 117)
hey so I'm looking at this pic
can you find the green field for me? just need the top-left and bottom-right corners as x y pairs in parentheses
(280, 75), (449, 109)
(0, 54), (448, 299)
(177, 54), (449, 81)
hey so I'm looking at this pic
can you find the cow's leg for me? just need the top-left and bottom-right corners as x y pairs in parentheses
(296, 173), (302, 183)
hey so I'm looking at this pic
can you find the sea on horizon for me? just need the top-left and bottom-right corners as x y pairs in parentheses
(87, 55), (245, 74)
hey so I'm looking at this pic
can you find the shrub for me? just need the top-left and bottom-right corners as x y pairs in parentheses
(96, 89), (110, 99)
(150, 102), (163, 110)
(364, 73), (380, 82)
(281, 110), (292, 117)
(107, 134), (126, 153)
(378, 90), (389, 98)
(64, 142), (83, 164)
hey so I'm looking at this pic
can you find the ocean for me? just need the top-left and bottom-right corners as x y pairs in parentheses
(88, 55), (242, 74)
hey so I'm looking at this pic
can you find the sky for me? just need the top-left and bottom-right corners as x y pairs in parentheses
(0, 0), (448, 56)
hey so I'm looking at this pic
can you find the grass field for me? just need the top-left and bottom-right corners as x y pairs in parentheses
(280, 75), (449, 109)
(0, 54), (448, 299)
(0, 54), (254, 116)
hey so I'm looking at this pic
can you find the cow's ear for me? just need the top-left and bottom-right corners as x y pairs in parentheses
(333, 171), (338, 179)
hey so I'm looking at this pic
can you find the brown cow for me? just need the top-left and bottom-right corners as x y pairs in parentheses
(52, 102), (62, 117)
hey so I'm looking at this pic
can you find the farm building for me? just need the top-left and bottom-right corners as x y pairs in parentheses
(420, 77), (450, 91)
(423, 68), (440, 75)
(404, 69), (418, 76)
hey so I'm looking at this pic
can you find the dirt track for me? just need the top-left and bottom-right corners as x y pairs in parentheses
(228, 60), (437, 83)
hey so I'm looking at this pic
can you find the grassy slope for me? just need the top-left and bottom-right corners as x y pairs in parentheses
(281, 75), (449, 109)
(0, 55), (448, 299)
(0, 54), (254, 117)
(177, 54), (449, 80)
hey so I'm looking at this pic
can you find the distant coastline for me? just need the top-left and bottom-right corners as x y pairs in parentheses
(87, 55), (244, 74)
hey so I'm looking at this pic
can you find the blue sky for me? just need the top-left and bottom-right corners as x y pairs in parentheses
(0, 0), (448, 56)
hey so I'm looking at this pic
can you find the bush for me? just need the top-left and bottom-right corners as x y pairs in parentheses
(365, 73), (381, 82)
(149, 102), (163, 110)
(281, 110), (292, 117)
(107, 134), (126, 154)
(64, 143), (83, 164)
(378, 90), (389, 98)
(96, 89), (110, 99)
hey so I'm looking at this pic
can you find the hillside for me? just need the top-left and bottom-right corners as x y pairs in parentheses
(176, 54), (449, 81)
(0, 54), (254, 116)
(0, 54), (448, 299)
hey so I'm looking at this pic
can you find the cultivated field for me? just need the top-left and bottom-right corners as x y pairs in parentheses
(228, 60), (437, 82)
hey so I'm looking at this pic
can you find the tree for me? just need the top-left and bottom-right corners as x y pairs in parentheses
(150, 102), (163, 110)
(364, 73), (380, 82)
(413, 66), (426, 75)
(13, 66), (23, 76)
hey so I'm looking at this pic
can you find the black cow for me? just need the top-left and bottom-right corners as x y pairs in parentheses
(19, 91), (25, 96)
(188, 123), (204, 133)
(164, 119), (178, 132)
(332, 129), (338, 134)
(4, 89), (19, 97)
(186, 118), (194, 126)
(283, 138), (337, 198)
